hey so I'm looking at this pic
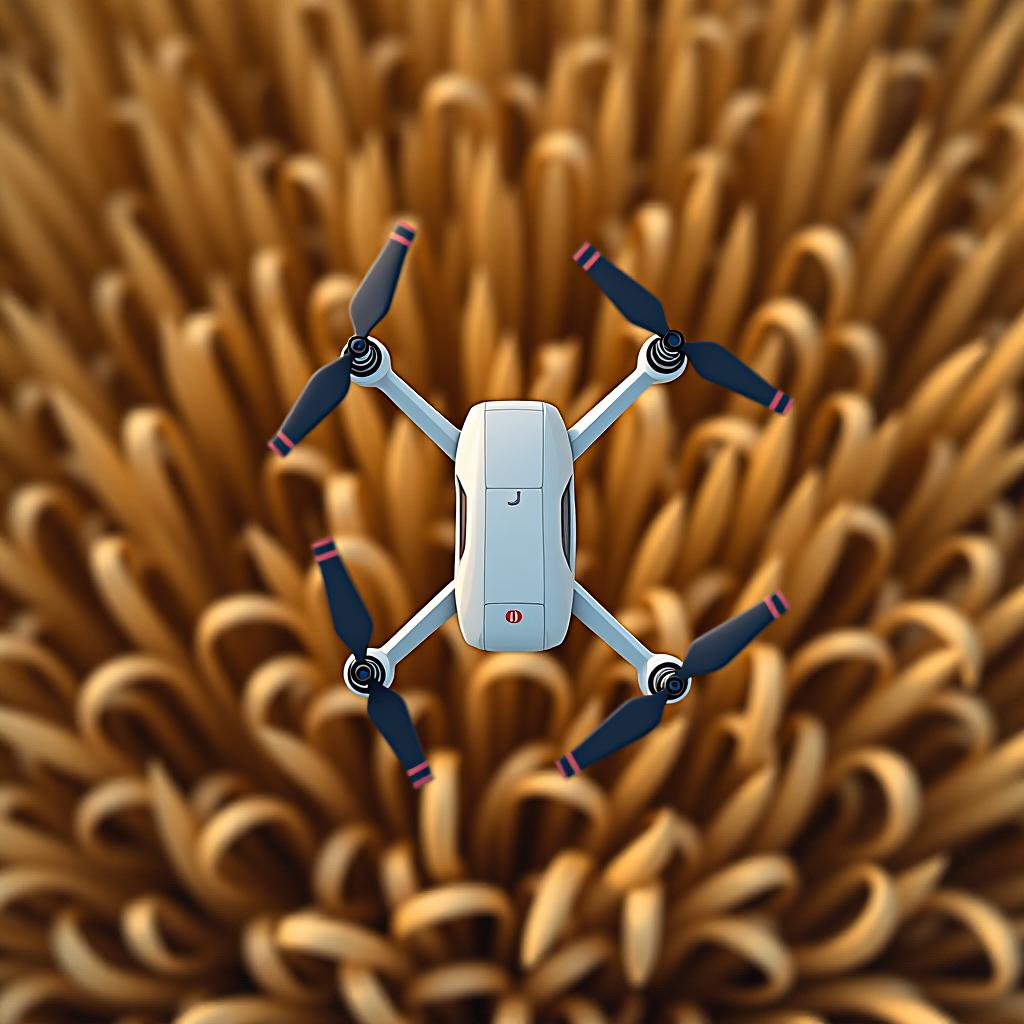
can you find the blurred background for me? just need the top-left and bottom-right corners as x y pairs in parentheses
(1, 0), (1024, 1021)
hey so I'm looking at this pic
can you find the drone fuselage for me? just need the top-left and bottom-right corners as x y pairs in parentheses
(454, 401), (575, 652)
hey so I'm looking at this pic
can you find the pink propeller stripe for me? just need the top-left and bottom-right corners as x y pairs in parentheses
(764, 596), (781, 619)
(769, 390), (783, 411)
(573, 242), (590, 261)
(406, 760), (429, 776)
(781, 397), (794, 416)
(555, 759), (567, 777)
(389, 232), (411, 247)
(775, 590), (790, 611)
(412, 772), (434, 788)
(583, 251), (600, 271)
(396, 219), (416, 232)
(315, 550), (339, 562)
(312, 536), (333, 548)
(566, 751), (581, 773)
(276, 430), (295, 448)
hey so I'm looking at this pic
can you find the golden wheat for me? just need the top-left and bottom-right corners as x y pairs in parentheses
(1, 1), (1024, 1022)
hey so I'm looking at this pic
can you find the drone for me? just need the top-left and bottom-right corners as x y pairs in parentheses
(269, 221), (792, 789)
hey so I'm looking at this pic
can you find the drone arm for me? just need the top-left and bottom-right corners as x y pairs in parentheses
(568, 339), (685, 461)
(568, 365), (653, 461)
(555, 593), (682, 776)
(352, 339), (460, 461)
(571, 581), (653, 674)
(380, 580), (458, 667)
(375, 370), (460, 461)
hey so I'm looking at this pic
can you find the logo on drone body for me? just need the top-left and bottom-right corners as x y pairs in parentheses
(505, 609), (523, 624)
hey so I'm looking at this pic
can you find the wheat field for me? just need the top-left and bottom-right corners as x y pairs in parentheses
(1, 0), (1024, 1022)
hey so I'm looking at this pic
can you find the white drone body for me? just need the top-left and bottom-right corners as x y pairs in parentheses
(454, 399), (574, 653)
(344, 336), (689, 702)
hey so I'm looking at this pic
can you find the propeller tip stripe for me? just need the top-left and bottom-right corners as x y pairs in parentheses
(406, 760), (429, 776)
(267, 431), (293, 457)
(764, 592), (790, 619)
(781, 396), (794, 415)
(572, 242), (601, 270)
(412, 772), (434, 789)
(408, 761), (433, 788)
(555, 752), (581, 777)
(314, 548), (339, 562)
(391, 222), (416, 246)
(770, 390), (794, 415)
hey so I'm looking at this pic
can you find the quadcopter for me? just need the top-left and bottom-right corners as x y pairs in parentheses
(269, 221), (792, 789)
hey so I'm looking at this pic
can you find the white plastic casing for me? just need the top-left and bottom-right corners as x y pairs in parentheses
(454, 401), (575, 651)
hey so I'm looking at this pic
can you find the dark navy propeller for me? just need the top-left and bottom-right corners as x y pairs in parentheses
(268, 221), (416, 456)
(573, 242), (794, 415)
(556, 592), (789, 777)
(312, 536), (432, 788)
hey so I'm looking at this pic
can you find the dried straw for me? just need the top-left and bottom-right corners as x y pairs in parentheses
(1, 0), (1024, 1021)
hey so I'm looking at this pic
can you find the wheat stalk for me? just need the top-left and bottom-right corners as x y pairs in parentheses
(1, 1), (1024, 1022)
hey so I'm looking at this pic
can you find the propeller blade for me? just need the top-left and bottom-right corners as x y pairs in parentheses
(573, 242), (670, 337)
(349, 221), (416, 338)
(368, 683), (433, 787)
(684, 342), (794, 415)
(311, 537), (373, 660)
(556, 692), (669, 777)
(555, 592), (790, 777)
(267, 350), (353, 456)
(681, 591), (789, 677)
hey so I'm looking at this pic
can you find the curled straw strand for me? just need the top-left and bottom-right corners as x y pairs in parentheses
(1, 0), (1024, 1021)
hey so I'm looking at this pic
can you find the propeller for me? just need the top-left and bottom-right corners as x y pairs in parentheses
(312, 536), (433, 788)
(350, 221), (416, 338)
(555, 592), (789, 778)
(267, 221), (416, 456)
(572, 242), (794, 415)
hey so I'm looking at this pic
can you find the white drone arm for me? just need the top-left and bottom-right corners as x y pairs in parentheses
(571, 581), (653, 674)
(571, 580), (687, 700)
(345, 579), (457, 690)
(568, 363), (654, 461)
(381, 580), (457, 666)
(353, 338), (460, 461)
(568, 338), (685, 460)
